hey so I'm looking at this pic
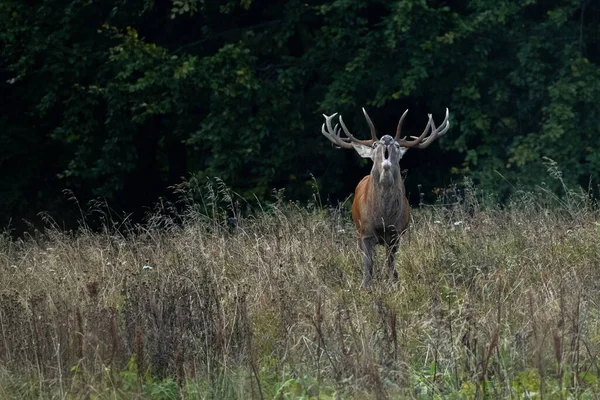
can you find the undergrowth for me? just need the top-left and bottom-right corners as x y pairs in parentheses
(2, 175), (600, 399)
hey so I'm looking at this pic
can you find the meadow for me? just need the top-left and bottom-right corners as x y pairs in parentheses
(2, 177), (600, 399)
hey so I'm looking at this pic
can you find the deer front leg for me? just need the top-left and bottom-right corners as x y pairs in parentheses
(360, 236), (378, 289)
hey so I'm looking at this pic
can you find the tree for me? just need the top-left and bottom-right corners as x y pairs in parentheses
(1, 0), (599, 232)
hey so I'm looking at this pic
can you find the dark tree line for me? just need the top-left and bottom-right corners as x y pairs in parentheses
(1, 0), (599, 232)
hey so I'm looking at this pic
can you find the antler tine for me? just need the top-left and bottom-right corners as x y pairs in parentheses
(362, 108), (378, 142)
(398, 114), (433, 148)
(333, 123), (352, 144)
(339, 115), (376, 146)
(413, 107), (450, 149)
(401, 108), (451, 149)
(331, 123), (353, 148)
(322, 113), (354, 149)
(394, 109), (409, 141)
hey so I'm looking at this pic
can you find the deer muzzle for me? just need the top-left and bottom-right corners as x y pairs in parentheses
(381, 145), (392, 170)
(382, 159), (392, 171)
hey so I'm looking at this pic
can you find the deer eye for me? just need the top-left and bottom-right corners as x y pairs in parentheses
(372, 142), (378, 148)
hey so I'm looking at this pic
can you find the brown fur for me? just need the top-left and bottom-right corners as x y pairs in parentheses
(352, 175), (410, 240)
(351, 167), (411, 288)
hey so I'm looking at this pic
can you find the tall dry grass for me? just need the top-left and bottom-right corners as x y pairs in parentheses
(1, 177), (600, 399)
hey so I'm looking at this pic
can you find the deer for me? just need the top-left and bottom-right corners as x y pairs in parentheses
(321, 107), (450, 288)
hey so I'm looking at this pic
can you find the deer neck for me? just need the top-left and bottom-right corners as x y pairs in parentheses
(369, 167), (406, 219)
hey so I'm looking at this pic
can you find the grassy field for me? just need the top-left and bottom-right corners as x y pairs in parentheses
(2, 179), (600, 399)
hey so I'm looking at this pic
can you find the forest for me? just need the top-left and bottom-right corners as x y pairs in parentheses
(1, 0), (598, 232)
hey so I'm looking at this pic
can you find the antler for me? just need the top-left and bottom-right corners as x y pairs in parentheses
(359, 108), (378, 143)
(394, 109), (409, 141)
(321, 113), (353, 149)
(397, 108), (450, 149)
(321, 108), (379, 149)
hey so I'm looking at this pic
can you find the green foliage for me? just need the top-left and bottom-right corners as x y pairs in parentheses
(117, 356), (180, 399)
(275, 376), (338, 399)
(1, 0), (599, 230)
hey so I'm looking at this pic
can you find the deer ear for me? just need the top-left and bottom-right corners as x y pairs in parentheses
(351, 143), (374, 159)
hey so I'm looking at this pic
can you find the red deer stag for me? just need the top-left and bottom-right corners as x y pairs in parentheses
(321, 108), (450, 288)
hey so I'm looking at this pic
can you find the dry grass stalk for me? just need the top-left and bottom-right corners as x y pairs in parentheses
(1, 183), (600, 398)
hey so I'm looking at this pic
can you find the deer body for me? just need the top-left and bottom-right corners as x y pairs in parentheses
(352, 174), (410, 244)
(353, 173), (410, 285)
(321, 108), (450, 287)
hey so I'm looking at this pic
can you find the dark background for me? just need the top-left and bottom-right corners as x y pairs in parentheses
(1, 0), (599, 234)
